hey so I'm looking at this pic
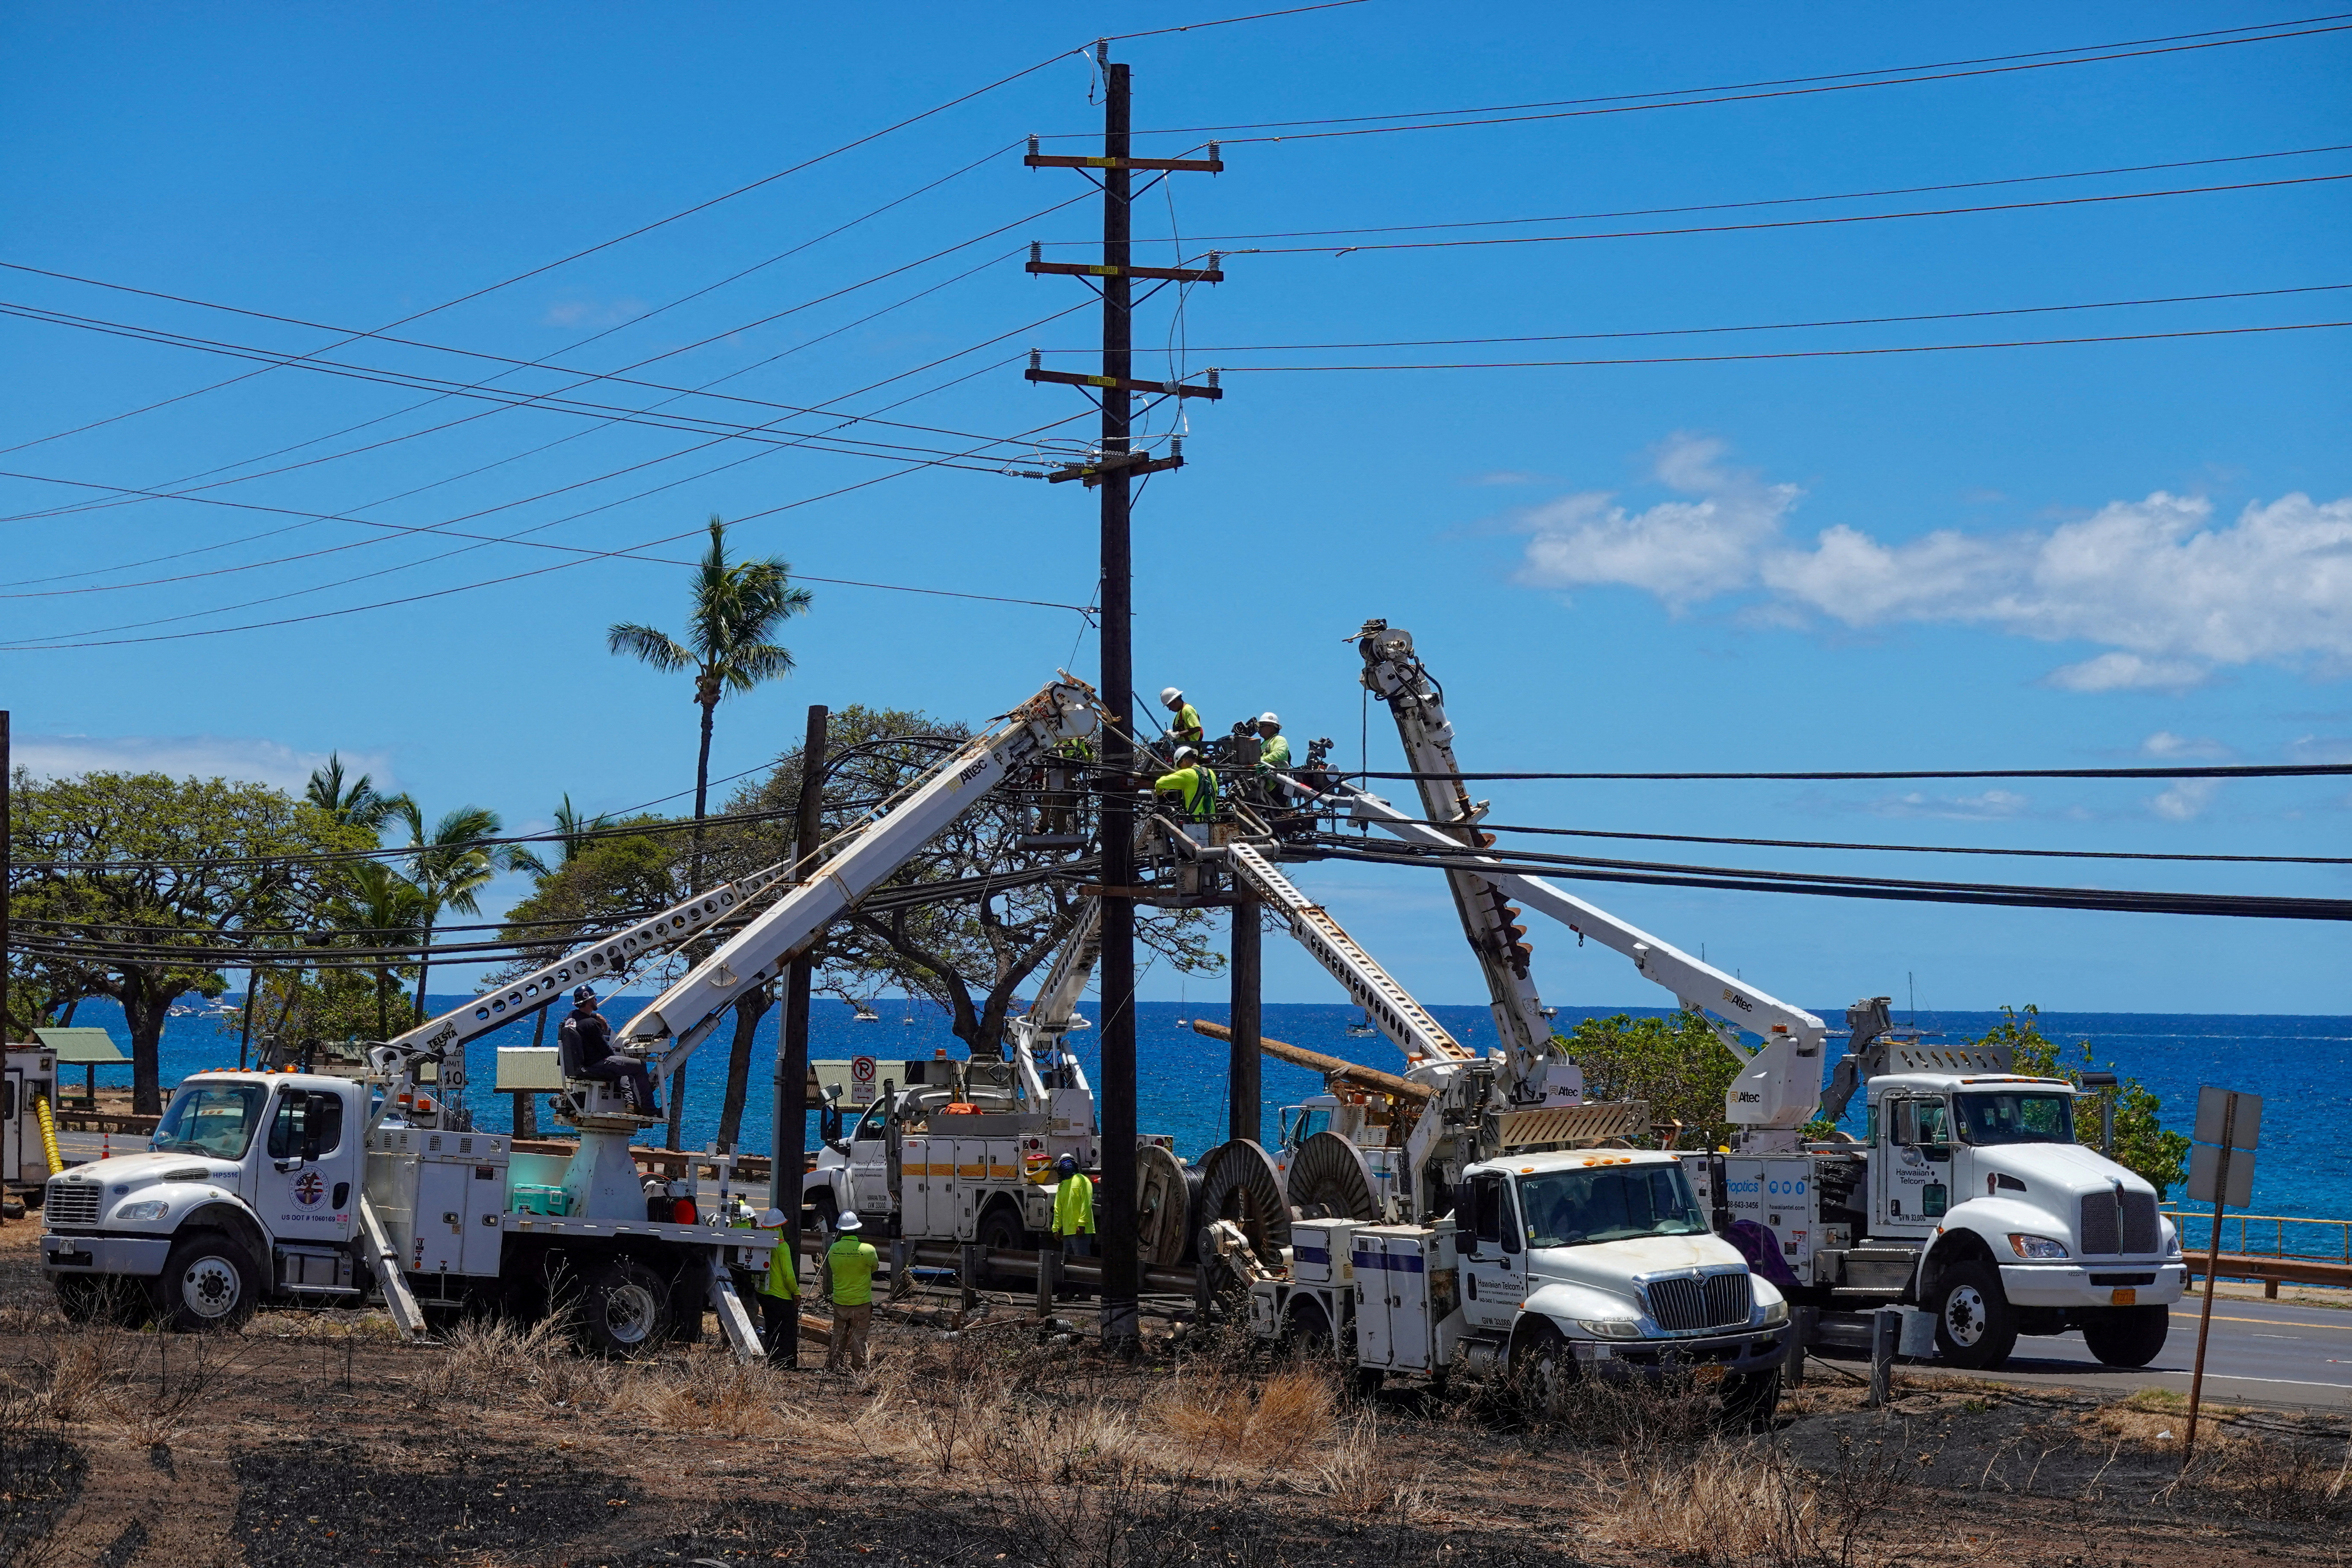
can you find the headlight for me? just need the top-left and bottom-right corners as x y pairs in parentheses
(2007, 1233), (2070, 1260)
(1758, 1295), (1790, 1325)
(2162, 1219), (2182, 1258)
(1574, 1317), (1645, 1339)
(115, 1199), (169, 1222)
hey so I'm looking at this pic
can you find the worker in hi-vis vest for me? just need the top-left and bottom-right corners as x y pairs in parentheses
(1160, 687), (1204, 750)
(1154, 747), (1219, 822)
(749, 1206), (799, 1361)
(824, 1210), (879, 1372)
(1253, 712), (1290, 771)
(1052, 1155), (1096, 1298)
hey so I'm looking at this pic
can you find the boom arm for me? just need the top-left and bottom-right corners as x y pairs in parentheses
(620, 679), (1102, 1080)
(1354, 623), (1559, 1088)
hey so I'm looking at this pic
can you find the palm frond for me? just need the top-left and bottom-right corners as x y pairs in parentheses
(607, 622), (695, 671)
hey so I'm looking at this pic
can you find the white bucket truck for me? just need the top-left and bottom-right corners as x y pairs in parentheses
(1344, 621), (2186, 1372)
(40, 677), (1105, 1356)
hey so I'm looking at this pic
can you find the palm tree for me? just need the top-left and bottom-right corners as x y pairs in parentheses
(328, 860), (427, 1039)
(608, 515), (811, 889)
(397, 800), (530, 1023)
(305, 753), (409, 836)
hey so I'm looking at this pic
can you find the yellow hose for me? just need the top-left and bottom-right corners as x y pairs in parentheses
(34, 1092), (64, 1177)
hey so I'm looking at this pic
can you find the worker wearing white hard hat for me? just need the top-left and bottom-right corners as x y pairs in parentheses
(1160, 687), (1203, 751)
(824, 1210), (878, 1372)
(1254, 712), (1291, 771)
(1154, 746), (1219, 823)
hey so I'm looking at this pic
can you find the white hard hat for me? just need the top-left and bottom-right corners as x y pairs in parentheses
(1172, 746), (1198, 765)
(1259, 712), (1280, 727)
(836, 1210), (864, 1232)
(1160, 687), (1183, 706)
(757, 1207), (787, 1228)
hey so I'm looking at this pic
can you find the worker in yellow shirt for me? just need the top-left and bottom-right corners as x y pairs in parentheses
(1154, 747), (1218, 823)
(1159, 687), (1204, 751)
(824, 1210), (879, 1372)
(1051, 1155), (1096, 1298)
(750, 1206), (801, 1362)
(1253, 713), (1291, 771)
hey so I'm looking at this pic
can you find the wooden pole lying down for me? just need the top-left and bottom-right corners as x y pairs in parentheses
(1189, 1019), (1432, 1104)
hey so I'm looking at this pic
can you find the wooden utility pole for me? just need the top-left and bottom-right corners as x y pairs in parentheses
(1024, 43), (1224, 1351)
(772, 703), (828, 1364)
(1229, 900), (1261, 1145)
(1, 710), (9, 1051)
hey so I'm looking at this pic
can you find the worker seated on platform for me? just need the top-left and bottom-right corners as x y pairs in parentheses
(557, 986), (659, 1117)
(1154, 746), (1219, 830)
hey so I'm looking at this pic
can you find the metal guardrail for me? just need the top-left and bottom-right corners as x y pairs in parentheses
(2165, 1206), (2352, 1265)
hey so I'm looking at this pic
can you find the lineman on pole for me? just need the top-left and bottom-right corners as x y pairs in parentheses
(1160, 687), (1203, 751)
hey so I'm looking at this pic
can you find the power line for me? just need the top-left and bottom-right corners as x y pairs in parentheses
(1299, 837), (2352, 923)
(1037, 143), (2352, 247)
(1213, 171), (2352, 257)
(1036, 282), (2352, 355)
(1051, 14), (2352, 140)
(1219, 318), (2351, 371)
(0, 46), (1087, 458)
(1100, 18), (2352, 146)
(1383, 815), (2352, 867)
(1343, 763), (2352, 782)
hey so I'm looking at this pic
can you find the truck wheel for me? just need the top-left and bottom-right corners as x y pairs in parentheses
(580, 1258), (672, 1358)
(153, 1230), (257, 1332)
(806, 1190), (838, 1234)
(1509, 1321), (1574, 1414)
(57, 1274), (149, 1327)
(1283, 1295), (1334, 1353)
(975, 1204), (1026, 1291)
(1930, 1260), (2018, 1369)
(2080, 1305), (2168, 1368)
(1721, 1368), (1782, 1431)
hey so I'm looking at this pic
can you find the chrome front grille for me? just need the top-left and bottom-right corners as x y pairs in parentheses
(1644, 1271), (1753, 1331)
(2122, 1190), (2159, 1253)
(2080, 1189), (2160, 1255)
(44, 1178), (101, 1228)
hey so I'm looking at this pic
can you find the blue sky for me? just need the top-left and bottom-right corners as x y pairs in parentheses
(3, 3), (2346, 1016)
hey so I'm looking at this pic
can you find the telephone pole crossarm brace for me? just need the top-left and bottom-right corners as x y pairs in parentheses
(1025, 41), (1228, 1351)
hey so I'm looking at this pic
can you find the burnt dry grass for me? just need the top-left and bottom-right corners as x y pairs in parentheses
(0, 1218), (2347, 1568)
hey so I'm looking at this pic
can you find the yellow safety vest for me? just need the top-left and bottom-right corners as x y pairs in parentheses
(763, 1234), (799, 1300)
(1170, 702), (1203, 747)
(827, 1236), (879, 1305)
(1154, 764), (1218, 821)
(1258, 733), (1291, 770)
(1053, 1173), (1096, 1236)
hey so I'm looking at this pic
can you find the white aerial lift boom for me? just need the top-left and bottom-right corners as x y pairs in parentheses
(1346, 621), (1829, 1151)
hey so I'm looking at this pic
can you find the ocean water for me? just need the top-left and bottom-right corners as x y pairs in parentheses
(70, 995), (2352, 1235)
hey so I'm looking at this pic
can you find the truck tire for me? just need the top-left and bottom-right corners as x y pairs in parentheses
(1930, 1260), (2018, 1369)
(153, 1230), (257, 1332)
(57, 1273), (149, 1327)
(1721, 1367), (1782, 1431)
(580, 1257), (672, 1358)
(2080, 1305), (2168, 1368)
(806, 1189), (838, 1235)
(1509, 1320), (1574, 1415)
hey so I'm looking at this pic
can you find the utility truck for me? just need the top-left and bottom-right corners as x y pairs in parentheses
(40, 677), (1104, 1357)
(1340, 621), (2187, 1370)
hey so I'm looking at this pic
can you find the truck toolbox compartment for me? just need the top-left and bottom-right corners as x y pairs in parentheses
(1842, 1245), (1920, 1291)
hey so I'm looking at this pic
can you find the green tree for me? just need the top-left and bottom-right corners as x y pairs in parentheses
(395, 799), (528, 1023)
(323, 858), (427, 1040)
(9, 770), (367, 1111)
(1562, 1009), (1738, 1150)
(607, 515), (812, 888)
(304, 753), (408, 835)
(1977, 1004), (2189, 1198)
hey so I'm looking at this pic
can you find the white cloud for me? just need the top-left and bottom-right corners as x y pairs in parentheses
(11, 734), (391, 795)
(2150, 778), (2219, 821)
(1513, 436), (2352, 684)
(2043, 653), (2211, 692)
(2141, 730), (2230, 760)
(1871, 788), (2030, 821)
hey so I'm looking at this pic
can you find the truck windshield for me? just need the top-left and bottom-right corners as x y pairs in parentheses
(1956, 1091), (2076, 1145)
(1520, 1164), (1708, 1248)
(152, 1083), (267, 1159)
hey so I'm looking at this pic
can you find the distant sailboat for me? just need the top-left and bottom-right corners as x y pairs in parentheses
(1345, 1007), (1376, 1038)
(852, 999), (880, 1023)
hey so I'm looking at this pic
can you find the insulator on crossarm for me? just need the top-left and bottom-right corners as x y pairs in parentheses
(1028, 135), (1040, 159)
(1207, 368), (1219, 389)
(1029, 241), (1042, 265)
(1170, 435), (1184, 460)
(1029, 349), (1041, 371)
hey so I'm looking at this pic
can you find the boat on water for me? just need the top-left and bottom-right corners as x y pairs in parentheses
(1345, 1007), (1376, 1038)
(851, 1001), (880, 1022)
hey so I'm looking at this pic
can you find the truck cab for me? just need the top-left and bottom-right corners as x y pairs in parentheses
(1458, 1149), (1789, 1394)
(1858, 1071), (2186, 1368)
(41, 1070), (367, 1327)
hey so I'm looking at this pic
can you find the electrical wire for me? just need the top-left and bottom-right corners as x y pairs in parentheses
(1343, 762), (2352, 781)
(1297, 837), (2352, 923)
(1219, 318), (2351, 371)
(1363, 814), (2352, 867)
(1069, 16), (2352, 145)
(1037, 143), (2352, 248)
(1034, 282), (2352, 355)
